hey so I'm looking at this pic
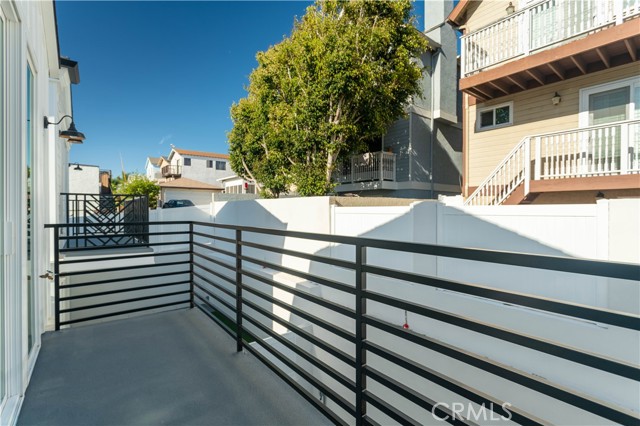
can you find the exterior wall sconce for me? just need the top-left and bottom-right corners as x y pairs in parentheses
(506, 2), (515, 15)
(44, 115), (86, 143)
(551, 92), (562, 106)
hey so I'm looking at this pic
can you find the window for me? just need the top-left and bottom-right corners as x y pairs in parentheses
(476, 102), (513, 131)
(580, 76), (640, 126)
(207, 160), (213, 168)
(216, 161), (226, 171)
(183, 158), (191, 166)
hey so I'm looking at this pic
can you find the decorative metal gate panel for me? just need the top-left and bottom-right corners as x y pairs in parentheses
(63, 193), (149, 248)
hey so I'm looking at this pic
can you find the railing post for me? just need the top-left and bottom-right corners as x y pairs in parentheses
(235, 229), (243, 353)
(524, 138), (531, 196)
(522, 8), (531, 56)
(354, 244), (367, 426)
(379, 152), (383, 182)
(620, 123), (629, 174)
(351, 155), (355, 183)
(53, 226), (60, 331)
(534, 136), (541, 180)
(614, 0), (623, 25)
(189, 222), (194, 309)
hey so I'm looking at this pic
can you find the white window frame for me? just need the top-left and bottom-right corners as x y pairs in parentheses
(579, 76), (640, 127)
(476, 101), (513, 131)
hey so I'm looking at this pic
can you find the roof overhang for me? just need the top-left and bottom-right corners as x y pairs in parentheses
(460, 18), (640, 101)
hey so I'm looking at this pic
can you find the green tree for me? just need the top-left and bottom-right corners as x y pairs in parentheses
(229, 0), (427, 196)
(114, 174), (160, 209)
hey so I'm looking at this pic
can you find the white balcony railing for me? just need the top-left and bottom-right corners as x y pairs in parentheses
(333, 151), (396, 185)
(461, 0), (640, 76)
(465, 119), (640, 206)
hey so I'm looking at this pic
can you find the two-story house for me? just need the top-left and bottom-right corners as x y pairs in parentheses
(144, 156), (166, 182)
(333, 0), (463, 199)
(450, 0), (640, 205)
(158, 148), (235, 206)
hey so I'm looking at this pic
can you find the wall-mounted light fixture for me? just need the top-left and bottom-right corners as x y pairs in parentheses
(44, 115), (85, 143)
(506, 2), (515, 14)
(596, 191), (606, 200)
(551, 92), (562, 106)
(73, 163), (83, 171)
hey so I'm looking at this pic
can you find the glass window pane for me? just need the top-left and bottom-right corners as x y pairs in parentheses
(495, 106), (510, 125)
(480, 110), (494, 127)
(589, 87), (630, 125)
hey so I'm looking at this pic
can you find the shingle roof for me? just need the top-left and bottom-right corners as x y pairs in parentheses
(147, 157), (162, 166)
(173, 149), (230, 160)
(159, 177), (223, 190)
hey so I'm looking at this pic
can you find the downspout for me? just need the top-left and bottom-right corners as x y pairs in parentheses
(430, 47), (441, 199)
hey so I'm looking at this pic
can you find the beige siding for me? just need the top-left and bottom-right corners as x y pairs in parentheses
(467, 63), (640, 187)
(463, 0), (512, 33)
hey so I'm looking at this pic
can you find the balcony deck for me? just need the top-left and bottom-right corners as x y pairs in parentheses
(18, 309), (330, 426)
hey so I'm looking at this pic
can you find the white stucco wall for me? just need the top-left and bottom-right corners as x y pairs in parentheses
(161, 188), (214, 207)
(68, 165), (100, 194)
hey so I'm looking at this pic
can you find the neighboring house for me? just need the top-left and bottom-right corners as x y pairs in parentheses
(449, 0), (640, 205)
(144, 156), (165, 182)
(218, 175), (257, 194)
(68, 163), (101, 194)
(0, 1), (80, 423)
(161, 148), (234, 186)
(333, 0), (463, 199)
(158, 177), (223, 206)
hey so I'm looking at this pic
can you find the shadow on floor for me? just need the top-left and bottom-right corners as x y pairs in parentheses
(18, 309), (330, 426)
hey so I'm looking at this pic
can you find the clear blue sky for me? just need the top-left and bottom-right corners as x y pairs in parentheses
(57, 1), (426, 175)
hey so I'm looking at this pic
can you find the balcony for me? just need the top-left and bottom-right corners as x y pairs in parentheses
(466, 119), (640, 205)
(459, 0), (640, 100)
(25, 221), (639, 425)
(161, 165), (182, 178)
(333, 152), (396, 191)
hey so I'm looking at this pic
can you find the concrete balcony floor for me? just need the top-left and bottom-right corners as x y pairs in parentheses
(18, 309), (330, 426)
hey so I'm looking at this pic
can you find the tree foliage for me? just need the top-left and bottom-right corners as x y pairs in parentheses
(114, 174), (160, 209)
(229, 0), (427, 197)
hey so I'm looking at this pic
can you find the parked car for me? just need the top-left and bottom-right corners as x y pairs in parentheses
(162, 199), (195, 209)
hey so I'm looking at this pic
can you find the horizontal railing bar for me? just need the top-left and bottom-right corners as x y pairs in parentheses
(363, 315), (638, 425)
(240, 254), (356, 295)
(366, 366), (484, 426)
(59, 301), (188, 326)
(364, 291), (640, 380)
(59, 260), (189, 277)
(239, 322), (357, 418)
(241, 307), (356, 392)
(241, 295), (355, 368)
(365, 265), (640, 331)
(59, 230), (184, 240)
(192, 240), (236, 259)
(60, 290), (190, 313)
(192, 270), (236, 299)
(192, 231), (237, 245)
(240, 337), (350, 426)
(240, 240), (356, 270)
(59, 270), (189, 289)
(241, 282), (356, 342)
(363, 390), (421, 426)
(364, 341), (544, 426)
(47, 221), (191, 228)
(193, 282), (236, 313)
(241, 268), (356, 319)
(52, 220), (638, 280)
(60, 280), (190, 301)
(192, 259), (235, 286)
(192, 250), (235, 272)
(59, 250), (190, 265)
(60, 240), (189, 253)
(194, 299), (236, 339)
(363, 415), (382, 426)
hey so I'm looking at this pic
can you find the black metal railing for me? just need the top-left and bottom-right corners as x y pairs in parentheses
(63, 193), (149, 248)
(45, 221), (640, 426)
